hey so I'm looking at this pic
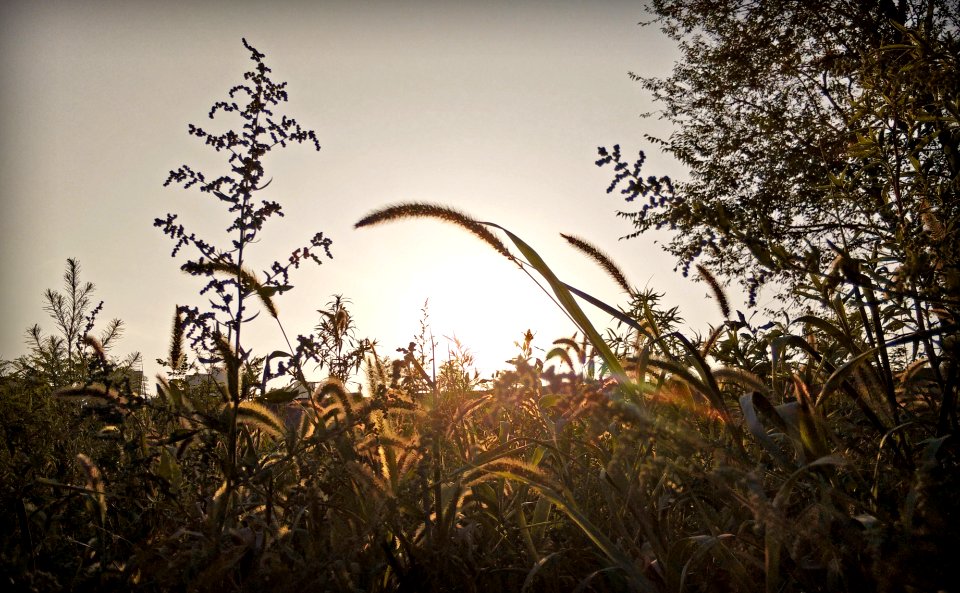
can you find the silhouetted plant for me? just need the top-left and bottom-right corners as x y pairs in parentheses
(15, 258), (138, 391)
(310, 295), (372, 383)
(156, 38), (330, 384)
(150, 38), (355, 559)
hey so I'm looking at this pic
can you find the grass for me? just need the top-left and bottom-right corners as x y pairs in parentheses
(2, 212), (955, 591)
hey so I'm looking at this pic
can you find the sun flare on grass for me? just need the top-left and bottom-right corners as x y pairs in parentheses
(352, 205), (587, 376)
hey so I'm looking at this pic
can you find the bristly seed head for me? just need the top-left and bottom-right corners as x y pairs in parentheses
(561, 233), (630, 292)
(82, 334), (108, 365)
(696, 264), (730, 319)
(354, 202), (513, 260)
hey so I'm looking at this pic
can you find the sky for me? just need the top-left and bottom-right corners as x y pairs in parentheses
(0, 0), (727, 389)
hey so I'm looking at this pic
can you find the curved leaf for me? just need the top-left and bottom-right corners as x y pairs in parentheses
(815, 348), (877, 407)
(484, 222), (627, 380)
(740, 392), (795, 469)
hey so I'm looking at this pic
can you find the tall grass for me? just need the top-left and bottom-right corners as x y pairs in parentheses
(2, 213), (957, 591)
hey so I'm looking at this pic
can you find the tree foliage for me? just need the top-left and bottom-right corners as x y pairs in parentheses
(599, 0), (959, 309)
(15, 258), (133, 389)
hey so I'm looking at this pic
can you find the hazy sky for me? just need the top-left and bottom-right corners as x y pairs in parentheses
(1, 0), (725, 386)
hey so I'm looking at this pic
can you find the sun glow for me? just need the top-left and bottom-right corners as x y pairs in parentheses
(349, 221), (599, 379)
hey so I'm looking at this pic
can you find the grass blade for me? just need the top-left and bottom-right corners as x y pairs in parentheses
(484, 222), (627, 379)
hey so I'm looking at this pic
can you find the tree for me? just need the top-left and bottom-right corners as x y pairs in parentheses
(16, 258), (128, 388)
(599, 0), (959, 309)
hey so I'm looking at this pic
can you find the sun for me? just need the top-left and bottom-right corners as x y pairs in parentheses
(349, 220), (592, 377)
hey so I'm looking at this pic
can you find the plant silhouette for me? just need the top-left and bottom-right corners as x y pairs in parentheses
(156, 38), (332, 390)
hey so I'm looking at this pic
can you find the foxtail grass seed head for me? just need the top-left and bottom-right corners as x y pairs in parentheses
(82, 334), (108, 365)
(561, 233), (630, 292)
(696, 264), (730, 319)
(169, 308), (185, 369)
(355, 202), (513, 259)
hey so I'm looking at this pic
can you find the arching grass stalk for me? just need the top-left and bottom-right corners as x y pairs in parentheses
(355, 203), (627, 380)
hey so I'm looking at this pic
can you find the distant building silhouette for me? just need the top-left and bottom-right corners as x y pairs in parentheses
(115, 363), (147, 396)
(184, 366), (228, 393)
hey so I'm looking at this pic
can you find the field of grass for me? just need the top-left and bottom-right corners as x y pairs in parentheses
(2, 217), (956, 592)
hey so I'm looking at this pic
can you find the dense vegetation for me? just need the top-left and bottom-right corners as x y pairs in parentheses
(2, 3), (957, 591)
